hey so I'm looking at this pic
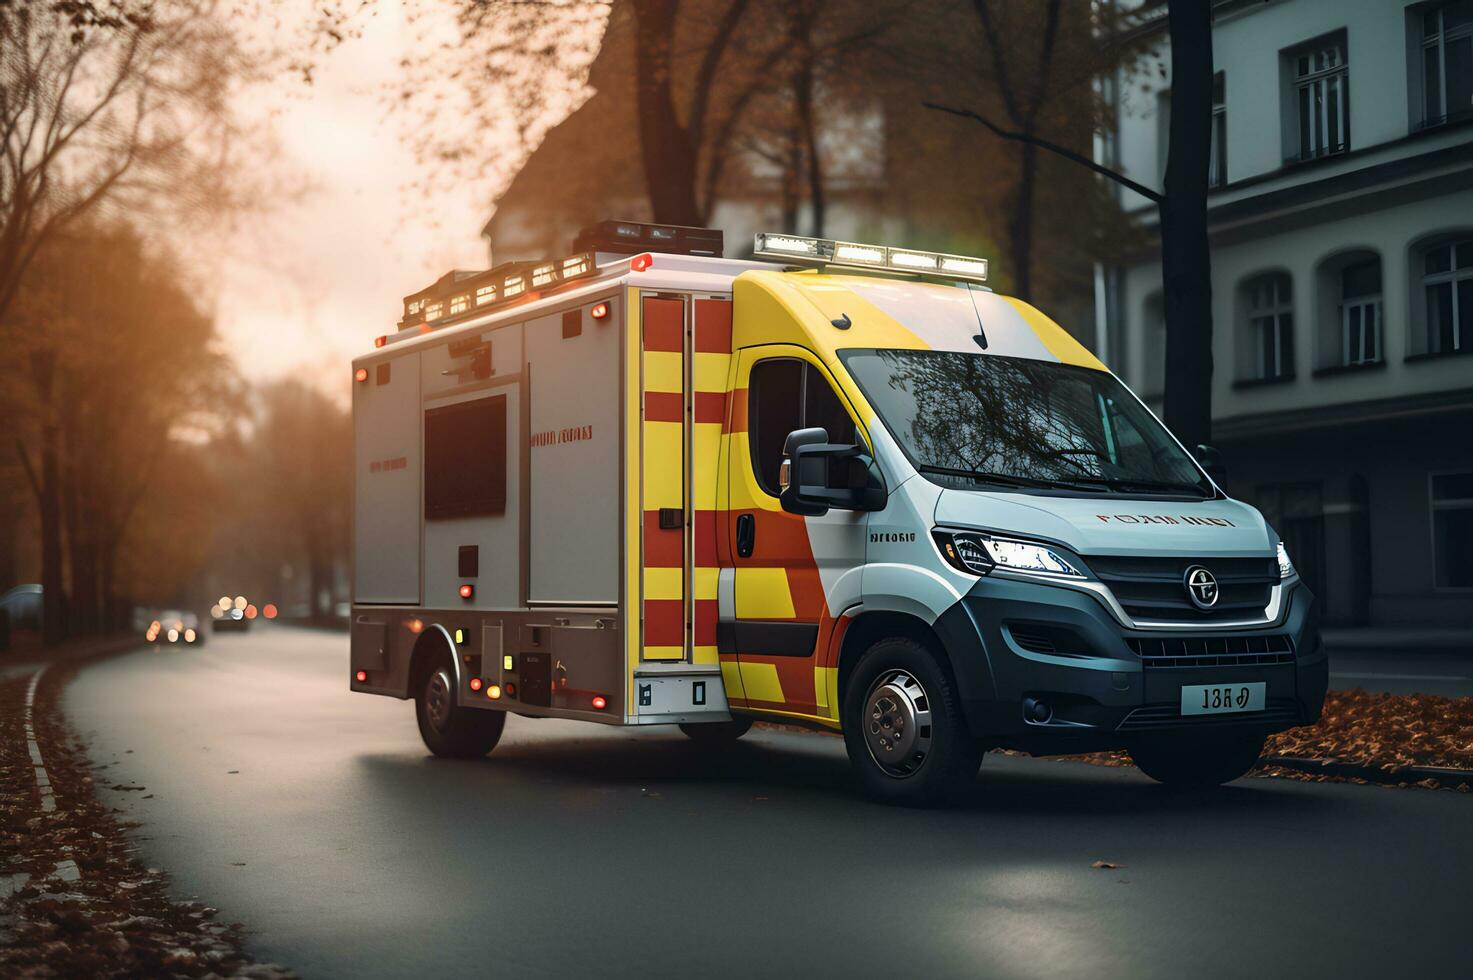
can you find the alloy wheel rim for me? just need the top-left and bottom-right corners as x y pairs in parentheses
(862, 669), (932, 778)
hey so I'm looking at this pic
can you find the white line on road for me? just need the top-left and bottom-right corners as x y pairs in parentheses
(1332, 671), (1472, 682)
(24, 666), (57, 815)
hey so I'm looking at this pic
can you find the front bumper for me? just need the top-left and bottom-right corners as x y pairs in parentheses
(932, 574), (1326, 755)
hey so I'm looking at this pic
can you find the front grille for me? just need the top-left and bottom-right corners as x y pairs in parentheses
(1127, 634), (1294, 669)
(1117, 697), (1300, 731)
(1086, 554), (1279, 624)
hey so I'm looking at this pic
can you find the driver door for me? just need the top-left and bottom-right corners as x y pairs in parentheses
(722, 347), (868, 722)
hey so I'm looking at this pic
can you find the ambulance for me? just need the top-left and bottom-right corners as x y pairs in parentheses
(349, 220), (1327, 806)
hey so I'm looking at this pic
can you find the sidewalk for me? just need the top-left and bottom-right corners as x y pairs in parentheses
(1321, 626), (1473, 655)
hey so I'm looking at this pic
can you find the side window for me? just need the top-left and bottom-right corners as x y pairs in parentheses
(748, 358), (856, 497)
(425, 395), (507, 519)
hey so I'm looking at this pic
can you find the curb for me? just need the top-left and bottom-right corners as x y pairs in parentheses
(1264, 755), (1473, 787)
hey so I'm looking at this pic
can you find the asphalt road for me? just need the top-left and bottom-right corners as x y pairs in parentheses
(66, 627), (1471, 980)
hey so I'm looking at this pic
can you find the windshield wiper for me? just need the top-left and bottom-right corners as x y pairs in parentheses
(917, 465), (1102, 494)
(1098, 477), (1213, 498)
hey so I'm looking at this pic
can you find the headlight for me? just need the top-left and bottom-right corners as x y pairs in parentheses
(1276, 541), (1295, 579)
(932, 529), (1082, 578)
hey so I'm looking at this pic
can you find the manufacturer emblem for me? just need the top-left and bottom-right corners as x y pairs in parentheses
(1184, 565), (1219, 609)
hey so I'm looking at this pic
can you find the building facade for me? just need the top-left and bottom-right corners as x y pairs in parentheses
(1101, 0), (1473, 627)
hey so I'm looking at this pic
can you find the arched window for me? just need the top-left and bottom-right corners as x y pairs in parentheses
(1242, 272), (1294, 381)
(1339, 258), (1382, 365)
(1422, 237), (1472, 355)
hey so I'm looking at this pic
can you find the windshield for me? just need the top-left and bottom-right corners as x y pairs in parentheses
(841, 349), (1213, 498)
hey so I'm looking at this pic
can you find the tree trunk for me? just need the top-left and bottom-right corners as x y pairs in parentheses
(795, 52), (825, 238)
(1011, 138), (1039, 299)
(27, 351), (67, 646)
(1160, 0), (1215, 450)
(632, 0), (702, 225)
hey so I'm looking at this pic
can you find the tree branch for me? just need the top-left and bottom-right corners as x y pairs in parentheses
(922, 101), (1164, 204)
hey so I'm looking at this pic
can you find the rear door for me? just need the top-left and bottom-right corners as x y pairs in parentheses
(638, 293), (732, 665)
(724, 347), (867, 721)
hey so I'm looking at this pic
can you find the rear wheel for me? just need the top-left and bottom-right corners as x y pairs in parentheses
(678, 718), (753, 742)
(415, 660), (505, 759)
(842, 637), (980, 807)
(1130, 732), (1265, 787)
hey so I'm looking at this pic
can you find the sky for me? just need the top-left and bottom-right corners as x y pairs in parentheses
(204, 2), (501, 386)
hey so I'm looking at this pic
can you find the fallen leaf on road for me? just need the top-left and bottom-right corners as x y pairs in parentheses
(1091, 861), (1125, 870)
(227, 770), (239, 775)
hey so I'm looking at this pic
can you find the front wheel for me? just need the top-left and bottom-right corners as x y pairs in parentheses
(1130, 732), (1265, 787)
(415, 661), (505, 759)
(842, 637), (981, 807)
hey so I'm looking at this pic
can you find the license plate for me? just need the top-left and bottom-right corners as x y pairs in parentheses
(1180, 682), (1266, 716)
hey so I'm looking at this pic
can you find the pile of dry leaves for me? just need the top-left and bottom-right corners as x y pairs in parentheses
(0, 661), (292, 979)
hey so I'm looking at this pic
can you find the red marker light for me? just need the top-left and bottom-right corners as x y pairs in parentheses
(355, 670), (367, 683)
(590, 302), (609, 320)
(374, 335), (388, 349)
(354, 368), (369, 383)
(591, 695), (607, 710)
(245, 604), (258, 620)
(469, 677), (483, 692)
(630, 252), (653, 272)
(459, 584), (474, 600)
(505, 682), (516, 698)
(263, 603), (278, 620)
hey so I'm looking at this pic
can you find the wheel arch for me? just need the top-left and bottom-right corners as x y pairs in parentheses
(408, 624), (461, 702)
(837, 609), (955, 710)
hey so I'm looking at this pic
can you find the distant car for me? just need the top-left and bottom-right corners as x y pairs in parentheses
(212, 606), (251, 632)
(147, 610), (203, 646)
(0, 584), (42, 631)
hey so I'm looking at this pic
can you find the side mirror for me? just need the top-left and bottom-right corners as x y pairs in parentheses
(780, 427), (887, 516)
(1195, 444), (1227, 484)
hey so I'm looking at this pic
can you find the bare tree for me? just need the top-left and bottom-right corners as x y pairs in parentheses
(0, 0), (246, 325)
(925, 1), (1216, 447)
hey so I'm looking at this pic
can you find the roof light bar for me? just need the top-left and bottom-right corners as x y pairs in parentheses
(397, 251), (598, 332)
(752, 233), (988, 283)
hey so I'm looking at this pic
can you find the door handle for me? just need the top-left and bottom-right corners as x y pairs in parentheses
(736, 513), (755, 558)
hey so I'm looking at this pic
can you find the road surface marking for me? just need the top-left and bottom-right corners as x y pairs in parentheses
(1332, 671), (1472, 682)
(24, 666), (57, 815)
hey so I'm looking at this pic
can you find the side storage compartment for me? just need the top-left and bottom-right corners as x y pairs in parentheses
(353, 350), (422, 604)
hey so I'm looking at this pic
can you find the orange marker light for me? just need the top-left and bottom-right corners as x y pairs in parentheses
(354, 368), (369, 383)
(407, 618), (425, 634)
(374, 335), (388, 349)
(355, 670), (367, 683)
(486, 684), (502, 700)
(262, 603), (278, 619)
(591, 695), (607, 710)
(469, 677), (483, 692)
(630, 252), (653, 272)
(245, 604), (258, 620)
(459, 584), (474, 600)
(590, 302), (609, 320)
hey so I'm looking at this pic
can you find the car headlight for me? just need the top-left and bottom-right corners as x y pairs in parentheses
(1276, 541), (1295, 579)
(932, 529), (1082, 578)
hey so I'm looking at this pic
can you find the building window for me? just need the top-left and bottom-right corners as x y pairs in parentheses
(1292, 38), (1349, 160)
(1209, 72), (1227, 187)
(1423, 238), (1473, 354)
(1340, 259), (1382, 365)
(1422, 1), (1473, 128)
(1246, 273), (1295, 380)
(1432, 472), (1473, 588)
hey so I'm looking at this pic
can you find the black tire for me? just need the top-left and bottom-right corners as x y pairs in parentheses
(841, 636), (981, 807)
(678, 718), (753, 742)
(415, 657), (505, 759)
(1129, 732), (1266, 787)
